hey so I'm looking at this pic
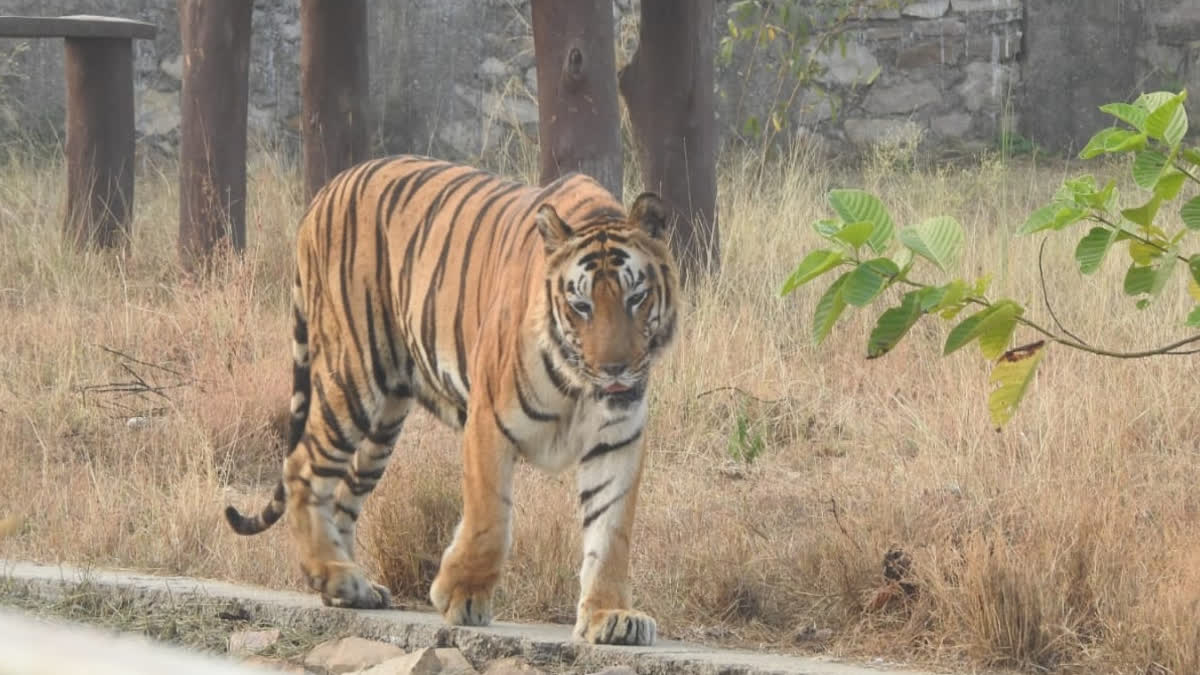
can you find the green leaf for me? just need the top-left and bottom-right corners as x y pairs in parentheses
(1121, 196), (1162, 228)
(832, 221), (875, 249)
(867, 291), (922, 359)
(1136, 91), (1176, 112)
(827, 189), (895, 254)
(915, 284), (950, 311)
(1186, 305), (1200, 327)
(1145, 90), (1188, 147)
(892, 246), (914, 274)
(1132, 150), (1168, 188)
(1181, 196), (1200, 231)
(813, 219), (841, 239)
(988, 341), (1047, 428)
(934, 279), (970, 318)
(1075, 226), (1117, 274)
(1100, 102), (1148, 131)
(1124, 264), (1155, 296)
(1019, 202), (1085, 235)
(898, 216), (964, 272)
(1079, 128), (1145, 158)
(1150, 245), (1179, 298)
(812, 273), (849, 344)
(1129, 240), (1162, 266)
(1190, 255), (1200, 286)
(1154, 170), (1187, 200)
(781, 249), (844, 296)
(1182, 147), (1200, 166)
(944, 306), (996, 356)
(977, 301), (1023, 359)
(842, 258), (900, 307)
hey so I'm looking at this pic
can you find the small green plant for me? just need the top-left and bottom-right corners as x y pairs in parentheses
(782, 90), (1200, 427)
(719, 0), (897, 152)
(728, 407), (766, 464)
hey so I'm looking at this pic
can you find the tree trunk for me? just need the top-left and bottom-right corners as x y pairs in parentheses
(178, 0), (252, 274)
(63, 37), (134, 250)
(530, 0), (622, 198)
(619, 0), (718, 282)
(300, 0), (369, 202)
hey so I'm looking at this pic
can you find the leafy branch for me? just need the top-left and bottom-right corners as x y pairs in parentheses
(782, 90), (1200, 427)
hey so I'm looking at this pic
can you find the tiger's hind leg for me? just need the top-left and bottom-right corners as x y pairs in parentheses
(330, 387), (413, 561)
(285, 361), (407, 609)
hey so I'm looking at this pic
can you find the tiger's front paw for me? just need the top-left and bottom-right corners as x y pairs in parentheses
(575, 608), (657, 646)
(429, 573), (494, 626)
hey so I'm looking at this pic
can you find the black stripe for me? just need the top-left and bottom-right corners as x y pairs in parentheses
(541, 350), (578, 397)
(580, 428), (642, 463)
(335, 502), (360, 521)
(293, 306), (308, 346)
(515, 379), (558, 422)
(331, 369), (372, 435)
(579, 478), (612, 505)
(314, 377), (358, 456)
(308, 437), (349, 465)
(583, 487), (630, 528)
(311, 463), (348, 479)
(362, 286), (392, 397)
(355, 467), (385, 481)
(492, 409), (522, 450)
(288, 362), (311, 451)
(451, 179), (523, 394)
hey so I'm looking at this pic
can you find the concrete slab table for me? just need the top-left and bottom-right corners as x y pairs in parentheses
(0, 15), (157, 248)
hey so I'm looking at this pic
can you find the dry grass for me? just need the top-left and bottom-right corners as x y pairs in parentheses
(1, 138), (1198, 675)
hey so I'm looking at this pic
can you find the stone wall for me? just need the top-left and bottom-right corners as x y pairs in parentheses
(0, 0), (1195, 160)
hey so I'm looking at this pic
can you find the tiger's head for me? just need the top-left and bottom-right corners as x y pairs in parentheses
(536, 192), (680, 402)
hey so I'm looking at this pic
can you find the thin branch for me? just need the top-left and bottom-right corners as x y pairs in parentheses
(828, 497), (864, 554)
(96, 344), (187, 379)
(1037, 237), (1090, 346)
(695, 385), (784, 404)
(890, 267), (1200, 358)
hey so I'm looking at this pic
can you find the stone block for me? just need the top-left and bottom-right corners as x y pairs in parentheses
(931, 112), (972, 137)
(304, 637), (406, 674)
(896, 41), (962, 68)
(844, 118), (924, 147)
(864, 80), (942, 115)
(902, 0), (950, 19)
(963, 28), (1023, 61)
(228, 628), (281, 656)
(482, 657), (546, 675)
(1154, 4), (1200, 45)
(952, 0), (1020, 12)
(957, 61), (1015, 112)
(913, 18), (968, 37)
(812, 40), (881, 86)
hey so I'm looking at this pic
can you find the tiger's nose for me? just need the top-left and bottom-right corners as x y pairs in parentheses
(600, 363), (626, 377)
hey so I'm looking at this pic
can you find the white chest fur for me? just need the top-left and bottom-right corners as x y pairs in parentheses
(518, 394), (647, 474)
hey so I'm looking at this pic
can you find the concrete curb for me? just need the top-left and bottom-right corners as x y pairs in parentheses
(0, 560), (940, 675)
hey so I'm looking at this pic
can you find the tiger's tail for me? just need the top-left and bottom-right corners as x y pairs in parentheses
(225, 270), (312, 536)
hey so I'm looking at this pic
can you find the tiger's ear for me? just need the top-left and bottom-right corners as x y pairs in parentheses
(629, 192), (668, 239)
(535, 204), (573, 252)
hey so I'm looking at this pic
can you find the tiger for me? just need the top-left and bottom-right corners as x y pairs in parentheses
(224, 155), (679, 646)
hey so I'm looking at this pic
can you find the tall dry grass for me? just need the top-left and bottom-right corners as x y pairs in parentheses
(0, 138), (1197, 675)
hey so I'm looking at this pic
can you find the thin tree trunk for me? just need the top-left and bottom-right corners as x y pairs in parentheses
(300, 0), (369, 202)
(178, 0), (251, 273)
(619, 0), (719, 282)
(530, 0), (622, 198)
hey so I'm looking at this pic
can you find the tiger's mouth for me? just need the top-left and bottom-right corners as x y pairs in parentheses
(603, 382), (632, 394)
